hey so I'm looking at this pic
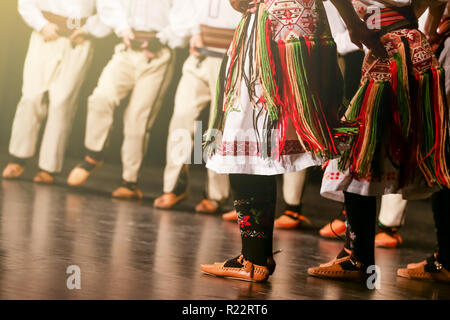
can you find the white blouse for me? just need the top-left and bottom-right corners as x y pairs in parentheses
(97, 0), (197, 49)
(18, 0), (111, 38)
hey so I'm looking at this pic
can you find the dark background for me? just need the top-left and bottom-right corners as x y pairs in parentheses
(0, 1), (198, 167)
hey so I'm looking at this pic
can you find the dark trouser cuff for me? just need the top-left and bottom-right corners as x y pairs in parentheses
(86, 149), (104, 162)
(282, 202), (302, 213)
(10, 155), (27, 166)
(122, 180), (138, 190)
(377, 221), (401, 233)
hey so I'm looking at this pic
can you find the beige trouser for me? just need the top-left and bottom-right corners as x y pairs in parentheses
(9, 31), (93, 173)
(378, 194), (408, 228)
(163, 54), (230, 201)
(85, 44), (174, 183)
(282, 170), (307, 206)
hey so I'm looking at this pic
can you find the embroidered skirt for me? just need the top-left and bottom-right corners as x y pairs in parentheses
(321, 27), (450, 202)
(205, 0), (342, 175)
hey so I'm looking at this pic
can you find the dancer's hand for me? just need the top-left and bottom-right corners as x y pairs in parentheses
(349, 21), (388, 59)
(230, 0), (258, 13)
(141, 41), (156, 59)
(69, 28), (87, 46)
(246, 0), (259, 13)
(190, 33), (204, 57)
(121, 28), (135, 48)
(41, 23), (59, 42)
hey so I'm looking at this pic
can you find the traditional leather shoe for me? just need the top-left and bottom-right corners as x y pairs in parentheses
(274, 210), (312, 229)
(375, 231), (402, 248)
(112, 185), (143, 200)
(33, 171), (54, 184)
(67, 156), (103, 186)
(319, 219), (347, 238)
(2, 163), (25, 179)
(195, 199), (219, 214)
(397, 254), (450, 283)
(222, 210), (238, 221)
(308, 254), (366, 281)
(407, 259), (427, 269)
(201, 255), (269, 282)
(153, 192), (187, 209)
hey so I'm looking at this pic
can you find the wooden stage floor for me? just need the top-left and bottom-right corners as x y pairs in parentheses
(0, 157), (449, 300)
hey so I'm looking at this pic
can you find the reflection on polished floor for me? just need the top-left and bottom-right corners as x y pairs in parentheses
(0, 158), (449, 300)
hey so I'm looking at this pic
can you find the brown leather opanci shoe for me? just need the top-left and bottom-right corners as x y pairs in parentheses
(67, 156), (103, 187)
(195, 199), (220, 214)
(2, 163), (25, 180)
(153, 192), (187, 209)
(375, 231), (403, 248)
(274, 210), (312, 229)
(308, 254), (366, 281)
(319, 219), (347, 239)
(222, 210), (238, 221)
(397, 254), (450, 283)
(201, 255), (270, 283)
(112, 185), (143, 200)
(33, 171), (55, 184)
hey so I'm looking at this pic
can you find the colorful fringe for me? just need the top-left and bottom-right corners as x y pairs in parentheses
(205, 3), (342, 159)
(337, 39), (450, 188)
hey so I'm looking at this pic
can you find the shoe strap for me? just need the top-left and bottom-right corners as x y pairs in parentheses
(280, 210), (303, 221)
(322, 254), (363, 269)
(377, 222), (400, 237)
(122, 181), (139, 191)
(79, 159), (97, 171)
(425, 254), (445, 273)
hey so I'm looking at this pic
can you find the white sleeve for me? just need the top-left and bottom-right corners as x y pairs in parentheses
(83, 14), (112, 38)
(157, 0), (198, 49)
(324, 1), (360, 55)
(97, 0), (130, 37)
(191, 0), (204, 35)
(18, 0), (49, 32)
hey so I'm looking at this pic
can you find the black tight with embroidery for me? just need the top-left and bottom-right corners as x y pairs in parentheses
(432, 188), (450, 269)
(229, 174), (277, 266)
(343, 189), (450, 269)
(343, 192), (377, 266)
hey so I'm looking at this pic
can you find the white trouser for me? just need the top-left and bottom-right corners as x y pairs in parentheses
(163, 54), (230, 201)
(85, 44), (174, 183)
(9, 31), (93, 173)
(378, 194), (408, 228)
(282, 170), (307, 206)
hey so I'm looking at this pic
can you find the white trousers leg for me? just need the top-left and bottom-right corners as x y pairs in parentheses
(9, 32), (92, 173)
(163, 54), (230, 201)
(282, 169), (307, 206)
(121, 48), (174, 183)
(378, 194), (408, 227)
(85, 44), (137, 153)
(85, 45), (174, 183)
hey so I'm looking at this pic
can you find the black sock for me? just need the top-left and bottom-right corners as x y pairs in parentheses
(432, 188), (450, 269)
(230, 174), (276, 266)
(172, 165), (188, 196)
(122, 180), (138, 190)
(80, 150), (104, 171)
(282, 202), (302, 213)
(344, 192), (377, 266)
(377, 221), (400, 234)
(86, 150), (104, 162)
(10, 156), (27, 166)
